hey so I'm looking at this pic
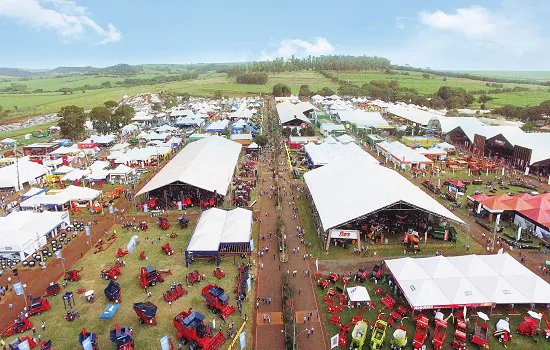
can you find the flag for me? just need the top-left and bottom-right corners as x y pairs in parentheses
(315, 258), (319, 272)
(159, 336), (171, 350)
(424, 231), (428, 243)
(212, 318), (216, 330)
(55, 250), (62, 259)
(85, 225), (91, 236)
(330, 334), (339, 349)
(13, 282), (24, 296)
(239, 331), (246, 350)
(247, 276), (251, 292)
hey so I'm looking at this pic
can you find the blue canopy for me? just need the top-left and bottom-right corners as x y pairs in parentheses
(100, 304), (120, 319)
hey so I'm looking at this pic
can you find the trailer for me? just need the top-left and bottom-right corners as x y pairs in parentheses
(110, 324), (135, 350)
(432, 318), (448, 350)
(470, 321), (489, 348)
(202, 284), (236, 320)
(428, 226), (457, 243)
(104, 280), (122, 303)
(78, 328), (98, 350)
(139, 265), (165, 288)
(28, 297), (51, 316)
(45, 283), (60, 297)
(412, 315), (429, 349)
(2, 317), (33, 338)
(173, 308), (226, 350)
(351, 320), (369, 349)
(451, 320), (467, 350)
(65, 268), (83, 282)
(133, 301), (158, 325)
(100, 265), (122, 280)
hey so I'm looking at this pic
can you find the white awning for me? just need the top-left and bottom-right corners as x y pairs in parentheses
(347, 286), (371, 302)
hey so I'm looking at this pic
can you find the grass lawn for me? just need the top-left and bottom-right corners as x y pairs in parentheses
(4, 223), (256, 349)
(332, 70), (550, 108)
(0, 71), (337, 119)
(315, 274), (550, 349)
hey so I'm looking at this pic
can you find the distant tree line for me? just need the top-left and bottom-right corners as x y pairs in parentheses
(493, 101), (550, 122)
(235, 72), (268, 84)
(393, 65), (550, 87)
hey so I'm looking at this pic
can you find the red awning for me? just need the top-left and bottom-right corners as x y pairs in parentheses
(449, 180), (466, 188)
(480, 194), (514, 211)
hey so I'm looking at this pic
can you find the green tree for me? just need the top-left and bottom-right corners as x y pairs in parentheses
(100, 81), (112, 88)
(282, 128), (291, 137)
(57, 105), (86, 140)
(112, 105), (135, 129)
(301, 125), (316, 136)
(478, 94), (493, 104)
(0, 106), (11, 119)
(298, 84), (312, 98)
(317, 87), (335, 96)
(253, 135), (268, 147)
(272, 83), (291, 97)
(152, 103), (162, 112)
(522, 121), (535, 132)
(90, 106), (112, 134)
(104, 100), (118, 109)
(214, 90), (224, 99)
(290, 128), (299, 136)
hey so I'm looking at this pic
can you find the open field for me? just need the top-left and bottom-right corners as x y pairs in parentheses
(454, 71), (550, 82)
(3, 223), (255, 349)
(333, 70), (550, 107)
(0, 71), (337, 119)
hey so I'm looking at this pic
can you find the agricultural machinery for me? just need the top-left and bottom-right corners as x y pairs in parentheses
(28, 296), (51, 316)
(104, 280), (122, 303)
(451, 319), (467, 350)
(428, 226), (458, 243)
(65, 268), (83, 282)
(133, 301), (158, 325)
(317, 278), (330, 289)
(78, 328), (98, 350)
(161, 243), (175, 256)
(516, 311), (550, 337)
(164, 283), (187, 303)
(178, 216), (190, 228)
(236, 264), (249, 301)
(186, 271), (204, 286)
(371, 264), (383, 280)
(201, 284), (236, 320)
(139, 265), (169, 288)
(470, 318), (489, 348)
(494, 317), (512, 345)
(110, 324), (135, 350)
(158, 217), (170, 230)
(412, 314), (429, 349)
(40, 340), (52, 350)
(45, 283), (60, 297)
(213, 268), (225, 279)
(371, 317), (388, 349)
(173, 308), (226, 350)
(100, 264), (122, 280)
(9, 336), (37, 349)
(1, 317), (33, 338)
(432, 318), (448, 350)
(328, 272), (339, 283)
(351, 320), (369, 349)
(65, 309), (80, 321)
(355, 266), (369, 283)
(390, 324), (408, 350)
(139, 251), (147, 260)
(117, 248), (129, 258)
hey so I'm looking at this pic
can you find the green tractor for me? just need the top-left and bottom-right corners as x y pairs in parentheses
(370, 318), (387, 349)
(428, 225), (457, 243)
(351, 320), (369, 349)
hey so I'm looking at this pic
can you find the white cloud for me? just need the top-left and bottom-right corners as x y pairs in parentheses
(419, 6), (501, 37)
(260, 37), (335, 60)
(0, 0), (121, 44)
(395, 16), (406, 30)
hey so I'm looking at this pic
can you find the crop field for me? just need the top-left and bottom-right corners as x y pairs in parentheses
(0, 71), (337, 119)
(3, 223), (256, 349)
(453, 71), (550, 82)
(333, 70), (550, 107)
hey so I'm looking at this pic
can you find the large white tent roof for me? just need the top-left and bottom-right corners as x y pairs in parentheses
(20, 185), (100, 207)
(137, 135), (241, 196)
(276, 101), (313, 125)
(0, 211), (68, 249)
(304, 141), (378, 167)
(336, 110), (389, 128)
(386, 253), (549, 310)
(303, 158), (464, 230)
(186, 208), (253, 252)
(0, 159), (49, 190)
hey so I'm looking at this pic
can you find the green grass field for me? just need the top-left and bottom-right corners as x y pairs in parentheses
(333, 70), (550, 108)
(453, 71), (550, 82)
(0, 71), (337, 119)
(4, 224), (255, 349)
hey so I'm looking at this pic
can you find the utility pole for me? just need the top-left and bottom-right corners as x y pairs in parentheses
(14, 142), (21, 193)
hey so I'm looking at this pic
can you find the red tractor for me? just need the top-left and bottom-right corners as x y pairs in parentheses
(110, 324), (135, 350)
(355, 266), (369, 283)
(45, 283), (60, 297)
(101, 265), (122, 280)
(139, 265), (165, 288)
(201, 284), (236, 320)
(161, 243), (175, 256)
(1, 317), (33, 338)
(139, 251), (147, 260)
(158, 217), (170, 230)
(117, 248), (129, 258)
(164, 283), (187, 303)
(104, 280), (122, 303)
(186, 271), (204, 286)
(451, 319), (467, 350)
(432, 318), (448, 350)
(78, 328), (98, 350)
(65, 268), (83, 282)
(317, 279), (329, 289)
(133, 301), (158, 325)
(371, 263), (383, 280)
(173, 308), (226, 350)
(28, 297), (51, 316)
(213, 268), (225, 279)
(413, 314), (429, 349)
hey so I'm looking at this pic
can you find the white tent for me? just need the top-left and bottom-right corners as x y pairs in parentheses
(110, 164), (134, 177)
(336, 134), (356, 144)
(0, 211), (70, 260)
(446, 255), (499, 277)
(385, 258), (430, 281)
(1, 138), (16, 148)
(137, 136), (241, 196)
(61, 169), (89, 182)
(477, 253), (532, 276)
(504, 275), (550, 304)
(469, 276), (529, 304)
(416, 256), (464, 279)
(247, 142), (259, 149)
(52, 165), (74, 175)
(110, 142), (130, 152)
(304, 158), (464, 230)
(398, 279), (451, 310)
(346, 286), (371, 303)
(0, 159), (49, 190)
(434, 277), (490, 306)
